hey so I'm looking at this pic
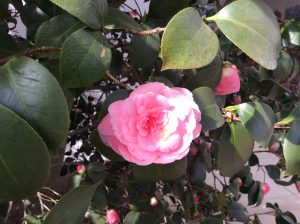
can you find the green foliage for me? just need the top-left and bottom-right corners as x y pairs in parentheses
(207, 0), (281, 70)
(161, 7), (219, 70)
(43, 184), (98, 224)
(35, 14), (83, 47)
(236, 102), (275, 148)
(0, 57), (69, 152)
(50, 0), (108, 30)
(0, 104), (50, 203)
(104, 7), (142, 31)
(60, 28), (111, 88)
(192, 87), (224, 131)
(281, 19), (300, 46)
(217, 122), (254, 177)
(283, 120), (300, 175)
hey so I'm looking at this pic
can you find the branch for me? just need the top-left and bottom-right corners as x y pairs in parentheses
(0, 46), (61, 65)
(130, 27), (165, 36)
(106, 70), (131, 90)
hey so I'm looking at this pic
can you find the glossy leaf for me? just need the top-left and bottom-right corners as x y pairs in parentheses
(227, 201), (249, 222)
(183, 56), (222, 91)
(0, 57), (69, 152)
(192, 87), (224, 131)
(236, 102), (275, 148)
(89, 130), (124, 161)
(161, 7), (219, 70)
(104, 7), (142, 31)
(0, 104), (50, 203)
(44, 184), (98, 224)
(207, 0), (280, 70)
(60, 28), (112, 88)
(133, 157), (187, 181)
(265, 165), (281, 181)
(50, 0), (108, 30)
(147, 0), (189, 26)
(124, 211), (141, 224)
(217, 122), (254, 177)
(281, 19), (300, 46)
(248, 182), (261, 206)
(281, 105), (300, 125)
(283, 120), (300, 175)
(129, 34), (160, 68)
(35, 14), (83, 47)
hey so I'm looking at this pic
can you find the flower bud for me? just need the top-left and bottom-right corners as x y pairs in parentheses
(268, 143), (279, 153)
(295, 181), (300, 194)
(76, 164), (86, 174)
(106, 209), (120, 224)
(150, 197), (158, 207)
(193, 194), (200, 204)
(233, 177), (243, 187)
(261, 183), (270, 195)
(214, 63), (240, 95)
(232, 94), (241, 105)
(190, 146), (198, 156)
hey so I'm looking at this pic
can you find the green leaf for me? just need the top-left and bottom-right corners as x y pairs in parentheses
(265, 165), (281, 180)
(43, 184), (98, 224)
(236, 102), (275, 148)
(260, 51), (294, 82)
(50, 0), (108, 30)
(227, 201), (249, 222)
(248, 182), (260, 206)
(0, 104), (50, 203)
(281, 105), (300, 125)
(0, 57), (69, 152)
(183, 56), (222, 91)
(35, 14), (83, 47)
(147, 0), (189, 27)
(129, 34), (160, 68)
(207, 0), (280, 70)
(104, 7), (142, 31)
(217, 122), (254, 177)
(89, 130), (124, 161)
(60, 28), (111, 88)
(283, 120), (300, 175)
(192, 87), (224, 131)
(161, 7), (219, 70)
(281, 19), (300, 46)
(124, 211), (141, 224)
(133, 157), (187, 181)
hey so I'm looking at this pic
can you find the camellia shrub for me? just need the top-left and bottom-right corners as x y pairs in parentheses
(0, 0), (300, 223)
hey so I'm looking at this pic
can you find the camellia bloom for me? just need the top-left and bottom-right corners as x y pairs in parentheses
(214, 63), (240, 95)
(106, 209), (120, 224)
(98, 82), (201, 165)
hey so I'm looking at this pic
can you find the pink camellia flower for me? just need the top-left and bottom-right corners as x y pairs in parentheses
(214, 63), (240, 95)
(98, 82), (202, 165)
(261, 183), (271, 195)
(106, 209), (120, 224)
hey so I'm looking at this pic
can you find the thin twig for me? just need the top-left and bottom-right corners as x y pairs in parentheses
(4, 202), (13, 223)
(68, 124), (98, 136)
(269, 79), (293, 95)
(0, 46), (61, 65)
(126, 27), (165, 36)
(106, 70), (131, 90)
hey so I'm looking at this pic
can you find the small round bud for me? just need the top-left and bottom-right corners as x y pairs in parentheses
(76, 164), (86, 174)
(268, 143), (279, 153)
(150, 197), (158, 207)
(261, 183), (270, 195)
(232, 94), (241, 105)
(106, 209), (120, 224)
(233, 177), (243, 187)
(190, 146), (198, 156)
